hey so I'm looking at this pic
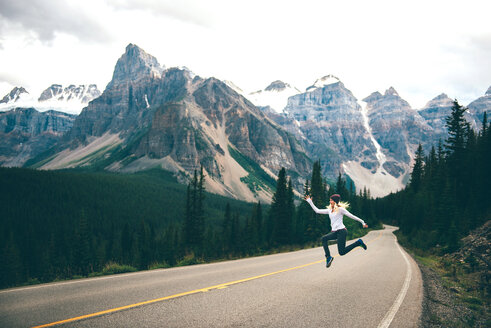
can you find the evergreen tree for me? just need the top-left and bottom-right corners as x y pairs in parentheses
(445, 100), (470, 192)
(74, 210), (91, 276)
(304, 160), (327, 242)
(294, 180), (310, 244)
(270, 168), (292, 245)
(335, 172), (349, 198)
(222, 203), (232, 253)
(409, 144), (424, 193)
(121, 222), (132, 264)
(195, 166), (206, 254)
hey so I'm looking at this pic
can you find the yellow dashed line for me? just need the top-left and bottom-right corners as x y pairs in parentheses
(32, 230), (383, 327)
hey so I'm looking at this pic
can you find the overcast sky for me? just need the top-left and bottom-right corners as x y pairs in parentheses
(0, 0), (490, 111)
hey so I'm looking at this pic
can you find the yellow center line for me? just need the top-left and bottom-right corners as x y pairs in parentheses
(32, 230), (384, 328)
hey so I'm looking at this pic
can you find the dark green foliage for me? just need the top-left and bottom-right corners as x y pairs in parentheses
(1, 160), (381, 289)
(227, 145), (276, 192)
(269, 168), (294, 245)
(373, 103), (490, 252)
(0, 167), (255, 288)
(409, 144), (424, 193)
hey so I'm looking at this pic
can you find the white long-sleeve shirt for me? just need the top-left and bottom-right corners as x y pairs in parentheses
(306, 198), (366, 231)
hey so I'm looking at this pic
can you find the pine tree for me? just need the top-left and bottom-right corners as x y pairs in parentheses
(409, 144), (425, 193)
(121, 222), (132, 264)
(195, 166), (206, 254)
(270, 168), (291, 245)
(74, 210), (91, 276)
(304, 161), (327, 242)
(335, 172), (349, 198)
(222, 203), (232, 254)
(445, 100), (470, 193)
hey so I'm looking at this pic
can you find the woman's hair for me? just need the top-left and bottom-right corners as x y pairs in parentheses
(329, 201), (350, 212)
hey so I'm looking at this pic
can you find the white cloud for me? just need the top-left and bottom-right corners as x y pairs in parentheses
(0, 0), (112, 43)
(0, 0), (490, 110)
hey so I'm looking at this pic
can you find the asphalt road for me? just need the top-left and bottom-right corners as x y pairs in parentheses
(0, 225), (422, 328)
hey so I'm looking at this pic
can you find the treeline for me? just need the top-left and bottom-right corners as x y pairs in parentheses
(0, 168), (255, 288)
(373, 101), (490, 252)
(180, 162), (381, 264)
(0, 162), (380, 289)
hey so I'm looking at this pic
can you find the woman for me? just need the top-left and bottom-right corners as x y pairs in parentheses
(305, 193), (368, 268)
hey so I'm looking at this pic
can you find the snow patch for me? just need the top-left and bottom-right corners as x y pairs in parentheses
(144, 94), (150, 108)
(306, 74), (340, 92)
(358, 99), (388, 175)
(248, 82), (301, 113)
(343, 161), (404, 198)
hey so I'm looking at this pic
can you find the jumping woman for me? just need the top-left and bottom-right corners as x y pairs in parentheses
(305, 194), (368, 268)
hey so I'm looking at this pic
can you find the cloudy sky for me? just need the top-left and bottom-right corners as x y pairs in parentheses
(0, 0), (490, 111)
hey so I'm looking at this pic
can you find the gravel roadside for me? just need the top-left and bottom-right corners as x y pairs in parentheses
(416, 258), (488, 328)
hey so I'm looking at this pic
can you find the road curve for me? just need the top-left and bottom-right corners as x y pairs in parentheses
(0, 225), (422, 327)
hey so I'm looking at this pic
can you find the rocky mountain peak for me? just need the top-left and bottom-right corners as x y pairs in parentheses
(0, 87), (29, 104)
(385, 87), (399, 97)
(265, 80), (290, 92)
(422, 93), (453, 109)
(486, 86), (491, 96)
(306, 74), (340, 92)
(106, 43), (164, 90)
(38, 84), (101, 104)
(362, 91), (383, 103)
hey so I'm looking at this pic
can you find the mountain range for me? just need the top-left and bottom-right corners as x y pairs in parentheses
(1, 44), (489, 200)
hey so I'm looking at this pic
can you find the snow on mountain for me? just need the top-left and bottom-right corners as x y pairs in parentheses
(248, 80), (301, 113)
(0, 84), (101, 114)
(0, 87), (30, 104)
(224, 80), (246, 96)
(306, 74), (341, 92)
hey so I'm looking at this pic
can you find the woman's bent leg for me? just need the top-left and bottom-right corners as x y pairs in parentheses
(337, 229), (361, 255)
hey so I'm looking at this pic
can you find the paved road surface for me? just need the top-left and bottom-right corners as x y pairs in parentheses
(0, 225), (422, 327)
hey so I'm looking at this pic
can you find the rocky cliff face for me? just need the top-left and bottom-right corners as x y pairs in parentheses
(467, 86), (491, 128)
(363, 87), (434, 178)
(283, 78), (377, 181)
(33, 44), (311, 202)
(0, 108), (75, 166)
(418, 93), (454, 143)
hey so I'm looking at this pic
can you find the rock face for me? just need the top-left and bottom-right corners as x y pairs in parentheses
(33, 44), (311, 202)
(363, 87), (433, 178)
(467, 86), (491, 128)
(0, 87), (29, 104)
(283, 78), (377, 181)
(0, 108), (75, 166)
(418, 93), (454, 142)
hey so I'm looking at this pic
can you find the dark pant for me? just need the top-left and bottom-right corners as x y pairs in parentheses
(321, 229), (360, 258)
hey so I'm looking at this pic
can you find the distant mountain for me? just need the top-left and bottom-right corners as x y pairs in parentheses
(305, 74), (341, 92)
(0, 84), (101, 114)
(28, 44), (311, 203)
(249, 80), (301, 113)
(0, 87), (29, 104)
(0, 108), (76, 167)
(362, 87), (433, 182)
(38, 84), (101, 103)
(467, 86), (491, 128)
(281, 78), (400, 196)
(1, 43), (489, 199)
